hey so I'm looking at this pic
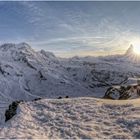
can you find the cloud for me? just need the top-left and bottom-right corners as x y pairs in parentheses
(0, 1), (138, 57)
(28, 34), (131, 57)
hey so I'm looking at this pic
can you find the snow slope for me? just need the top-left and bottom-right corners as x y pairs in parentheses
(1, 97), (140, 139)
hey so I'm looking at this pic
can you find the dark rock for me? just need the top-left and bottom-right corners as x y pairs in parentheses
(33, 98), (42, 101)
(60, 81), (65, 84)
(65, 96), (69, 98)
(5, 100), (23, 122)
(103, 84), (140, 100)
(89, 85), (94, 88)
(58, 96), (62, 99)
(126, 85), (132, 90)
(39, 71), (47, 80)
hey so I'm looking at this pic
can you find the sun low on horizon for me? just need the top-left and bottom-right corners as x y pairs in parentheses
(133, 43), (140, 55)
(134, 46), (140, 55)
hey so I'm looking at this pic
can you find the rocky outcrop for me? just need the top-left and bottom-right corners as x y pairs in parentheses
(103, 85), (140, 100)
(5, 100), (23, 122)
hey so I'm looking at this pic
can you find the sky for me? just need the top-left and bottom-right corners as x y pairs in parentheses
(0, 1), (140, 57)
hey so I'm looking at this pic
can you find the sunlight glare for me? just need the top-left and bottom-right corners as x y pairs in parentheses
(133, 43), (140, 54)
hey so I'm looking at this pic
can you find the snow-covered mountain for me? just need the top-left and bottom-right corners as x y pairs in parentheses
(0, 43), (140, 138)
(0, 42), (93, 123)
(0, 43), (139, 100)
(125, 44), (134, 56)
(0, 43), (139, 123)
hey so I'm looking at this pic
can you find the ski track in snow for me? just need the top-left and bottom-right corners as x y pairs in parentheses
(0, 98), (140, 139)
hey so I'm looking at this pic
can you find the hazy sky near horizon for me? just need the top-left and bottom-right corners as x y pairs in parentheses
(0, 1), (140, 57)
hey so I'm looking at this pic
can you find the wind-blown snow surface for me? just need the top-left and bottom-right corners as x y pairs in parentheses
(1, 97), (140, 139)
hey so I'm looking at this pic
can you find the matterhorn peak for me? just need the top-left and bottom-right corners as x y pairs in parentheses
(125, 44), (134, 56)
(123, 44), (140, 63)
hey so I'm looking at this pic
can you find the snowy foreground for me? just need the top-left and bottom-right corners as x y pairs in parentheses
(1, 97), (140, 139)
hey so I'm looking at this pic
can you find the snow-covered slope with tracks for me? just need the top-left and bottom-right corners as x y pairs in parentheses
(1, 97), (140, 139)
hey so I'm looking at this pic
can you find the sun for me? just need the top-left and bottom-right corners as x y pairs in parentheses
(133, 43), (140, 55)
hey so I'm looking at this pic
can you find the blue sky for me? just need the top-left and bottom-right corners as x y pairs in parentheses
(0, 1), (140, 57)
